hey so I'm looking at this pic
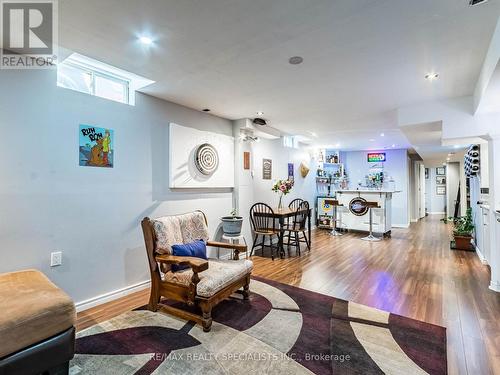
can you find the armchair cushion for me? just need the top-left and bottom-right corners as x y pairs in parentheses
(171, 240), (207, 271)
(152, 216), (183, 255)
(153, 212), (209, 255)
(178, 212), (210, 244)
(163, 259), (253, 297)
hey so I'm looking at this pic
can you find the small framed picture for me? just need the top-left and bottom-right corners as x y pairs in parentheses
(436, 176), (446, 185)
(436, 186), (446, 195)
(436, 167), (446, 176)
(263, 159), (272, 180)
(425, 168), (429, 179)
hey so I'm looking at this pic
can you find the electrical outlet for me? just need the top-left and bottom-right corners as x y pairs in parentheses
(50, 251), (62, 267)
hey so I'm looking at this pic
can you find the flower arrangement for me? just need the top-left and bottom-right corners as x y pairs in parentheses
(272, 179), (294, 209)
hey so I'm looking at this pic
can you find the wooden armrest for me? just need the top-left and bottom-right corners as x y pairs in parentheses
(155, 254), (208, 273)
(206, 240), (247, 251)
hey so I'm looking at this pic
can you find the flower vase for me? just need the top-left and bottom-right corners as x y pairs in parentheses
(278, 194), (284, 210)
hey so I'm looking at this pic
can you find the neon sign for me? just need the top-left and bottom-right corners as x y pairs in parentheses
(367, 153), (386, 162)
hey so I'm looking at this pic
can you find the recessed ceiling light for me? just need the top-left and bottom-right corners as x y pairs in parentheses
(288, 56), (304, 65)
(369, 139), (375, 142)
(335, 143), (340, 148)
(453, 145), (460, 149)
(425, 73), (439, 81)
(380, 133), (385, 137)
(202, 108), (210, 112)
(139, 36), (153, 45)
(256, 111), (264, 116)
(392, 144), (396, 148)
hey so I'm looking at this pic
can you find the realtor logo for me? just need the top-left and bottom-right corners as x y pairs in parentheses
(1, 0), (58, 68)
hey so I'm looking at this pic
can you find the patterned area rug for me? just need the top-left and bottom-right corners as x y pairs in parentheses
(71, 276), (447, 374)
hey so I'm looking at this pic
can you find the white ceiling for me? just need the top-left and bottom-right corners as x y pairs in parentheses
(399, 121), (468, 163)
(59, 0), (500, 151)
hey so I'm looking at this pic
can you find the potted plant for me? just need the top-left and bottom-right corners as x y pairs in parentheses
(272, 179), (294, 210)
(450, 208), (475, 250)
(221, 208), (244, 237)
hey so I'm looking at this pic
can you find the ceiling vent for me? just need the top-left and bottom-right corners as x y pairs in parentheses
(469, 0), (488, 6)
(253, 118), (267, 126)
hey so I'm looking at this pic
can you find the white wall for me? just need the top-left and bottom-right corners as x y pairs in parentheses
(340, 149), (410, 227)
(447, 162), (461, 217)
(0, 69), (234, 304)
(234, 135), (316, 244)
(424, 163), (447, 214)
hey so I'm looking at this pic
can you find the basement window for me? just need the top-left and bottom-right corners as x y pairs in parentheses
(57, 53), (154, 105)
(283, 136), (299, 149)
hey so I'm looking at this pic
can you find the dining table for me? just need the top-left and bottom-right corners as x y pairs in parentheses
(258, 207), (312, 258)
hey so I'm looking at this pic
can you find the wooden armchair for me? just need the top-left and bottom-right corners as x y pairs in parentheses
(141, 211), (253, 332)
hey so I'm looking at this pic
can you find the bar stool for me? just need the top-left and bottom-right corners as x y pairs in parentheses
(361, 201), (381, 242)
(325, 199), (344, 236)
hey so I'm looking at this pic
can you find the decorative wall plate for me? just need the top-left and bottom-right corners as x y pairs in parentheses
(194, 143), (219, 176)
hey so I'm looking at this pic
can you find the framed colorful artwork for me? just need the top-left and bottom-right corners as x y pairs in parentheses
(288, 163), (294, 181)
(79, 125), (114, 168)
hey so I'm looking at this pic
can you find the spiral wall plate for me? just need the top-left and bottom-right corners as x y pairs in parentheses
(194, 143), (219, 176)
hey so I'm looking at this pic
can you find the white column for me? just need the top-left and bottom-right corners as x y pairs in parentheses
(232, 119), (255, 246)
(488, 136), (500, 292)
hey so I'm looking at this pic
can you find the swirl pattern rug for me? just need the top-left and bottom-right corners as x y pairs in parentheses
(71, 276), (447, 374)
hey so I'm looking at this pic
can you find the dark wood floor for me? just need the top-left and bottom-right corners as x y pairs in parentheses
(77, 215), (500, 375)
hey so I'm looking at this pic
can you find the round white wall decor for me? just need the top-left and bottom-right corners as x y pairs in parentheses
(194, 143), (219, 176)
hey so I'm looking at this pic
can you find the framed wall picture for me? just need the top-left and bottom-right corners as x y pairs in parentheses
(79, 125), (114, 168)
(263, 159), (272, 180)
(288, 163), (294, 181)
(436, 186), (446, 195)
(243, 152), (250, 170)
(436, 167), (446, 175)
(436, 176), (446, 185)
(425, 168), (429, 179)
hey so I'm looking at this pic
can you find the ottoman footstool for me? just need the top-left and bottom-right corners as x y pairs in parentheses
(0, 270), (76, 375)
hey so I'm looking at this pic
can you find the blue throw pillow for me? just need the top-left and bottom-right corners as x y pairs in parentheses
(171, 240), (207, 272)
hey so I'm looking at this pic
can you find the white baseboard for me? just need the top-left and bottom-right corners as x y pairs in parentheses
(392, 223), (410, 228)
(475, 246), (489, 265)
(75, 280), (151, 312)
(489, 280), (500, 293)
(410, 219), (418, 223)
(428, 212), (446, 215)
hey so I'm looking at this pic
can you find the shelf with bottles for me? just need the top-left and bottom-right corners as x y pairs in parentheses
(316, 176), (349, 183)
(317, 163), (344, 177)
(319, 149), (341, 164)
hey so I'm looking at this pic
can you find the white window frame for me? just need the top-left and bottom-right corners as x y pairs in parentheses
(59, 60), (130, 105)
(56, 53), (155, 105)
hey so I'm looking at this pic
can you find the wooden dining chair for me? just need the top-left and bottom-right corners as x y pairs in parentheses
(249, 203), (280, 260)
(288, 198), (304, 211)
(284, 200), (310, 255)
(287, 198), (304, 226)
